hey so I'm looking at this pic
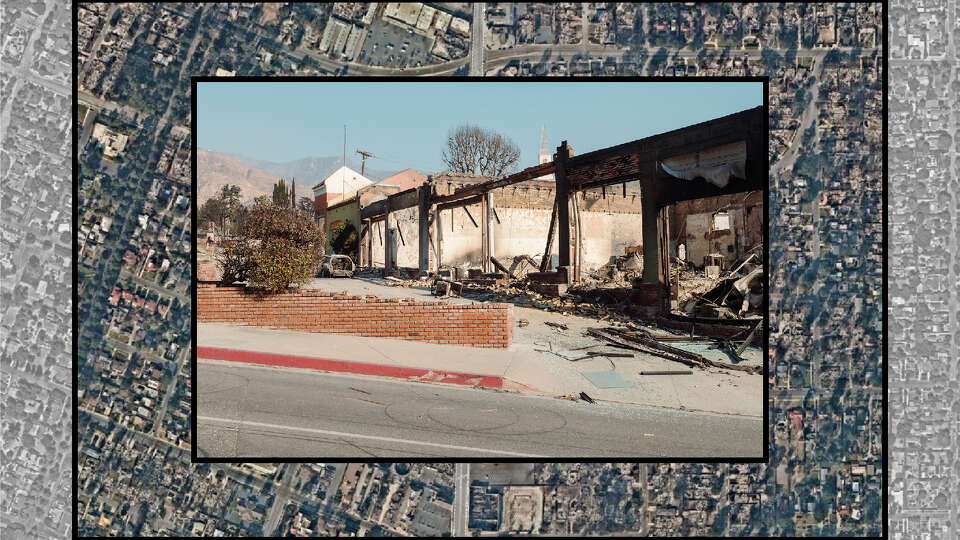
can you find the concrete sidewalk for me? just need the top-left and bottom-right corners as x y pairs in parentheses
(198, 323), (510, 388)
(199, 322), (763, 417)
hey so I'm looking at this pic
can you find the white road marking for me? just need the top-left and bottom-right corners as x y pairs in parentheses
(198, 415), (546, 458)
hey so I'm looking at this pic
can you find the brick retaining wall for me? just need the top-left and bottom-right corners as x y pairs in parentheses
(197, 283), (513, 348)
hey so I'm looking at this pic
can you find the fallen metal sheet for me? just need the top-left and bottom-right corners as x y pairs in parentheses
(581, 370), (633, 389)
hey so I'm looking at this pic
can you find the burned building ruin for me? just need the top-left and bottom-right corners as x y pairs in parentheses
(356, 106), (766, 328)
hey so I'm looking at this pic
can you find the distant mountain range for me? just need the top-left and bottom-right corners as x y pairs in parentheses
(196, 148), (398, 203)
(223, 152), (397, 185)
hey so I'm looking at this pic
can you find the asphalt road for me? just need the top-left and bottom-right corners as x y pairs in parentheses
(469, 2), (484, 76)
(197, 360), (763, 459)
(453, 463), (469, 536)
(295, 39), (854, 78)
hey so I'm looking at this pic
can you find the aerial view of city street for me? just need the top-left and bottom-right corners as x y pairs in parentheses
(5, 0), (955, 537)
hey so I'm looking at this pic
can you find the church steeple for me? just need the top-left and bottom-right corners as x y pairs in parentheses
(537, 125), (555, 180)
(538, 124), (550, 165)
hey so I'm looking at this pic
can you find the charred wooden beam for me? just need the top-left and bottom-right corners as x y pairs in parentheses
(587, 327), (761, 374)
(396, 221), (405, 247)
(555, 141), (572, 268)
(490, 256), (515, 279)
(566, 106), (762, 169)
(434, 207), (443, 267)
(432, 161), (556, 205)
(383, 206), (394, 273)
(462, 205), (478, 228)
(540, 199), (558, 272)
(437, 194), (483, 212)
(484, 192), (496, 273)
(418, 185), (431, 274)
(359, 186), (420, 220)
(571, 191), (582, 282)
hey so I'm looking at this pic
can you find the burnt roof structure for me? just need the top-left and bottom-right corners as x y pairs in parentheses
(357, 105), (766, 313)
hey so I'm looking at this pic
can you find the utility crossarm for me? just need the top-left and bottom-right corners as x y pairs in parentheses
(431, 162), (556, 205)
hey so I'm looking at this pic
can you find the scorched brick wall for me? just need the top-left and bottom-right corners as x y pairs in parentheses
(197, 283), (512, 348)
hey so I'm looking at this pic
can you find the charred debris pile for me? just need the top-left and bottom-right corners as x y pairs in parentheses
(358, 246), (764, 372)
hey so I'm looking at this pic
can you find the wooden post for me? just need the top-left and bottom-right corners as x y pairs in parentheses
(367, 220), (374, 267)
(418, 185), (431, 276)
(384, 200), (394, 274)
(434, 207), (443, 269)
(640, 178), (661, 284)
(484, 192), (495, 273)
(658, 205), (671, 311)
(572, 191), (582, 282)
(540, 199), (558, 272)
(359, 220), (369, 266)
(555, 141), (571, 268)
(480, 195), (487, 272)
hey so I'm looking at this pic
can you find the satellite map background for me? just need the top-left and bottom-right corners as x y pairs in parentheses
(0, 1), (953, 538)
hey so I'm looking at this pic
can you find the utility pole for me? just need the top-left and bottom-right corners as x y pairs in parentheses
(356, 150), (375, 176)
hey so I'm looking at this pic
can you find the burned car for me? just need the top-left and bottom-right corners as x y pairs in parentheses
(318, 254), (355, 277)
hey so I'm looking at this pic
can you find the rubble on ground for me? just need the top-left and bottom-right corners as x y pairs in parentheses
(586, 327), (762, 375)
(358, 245), (764, 341)
(586, 252), (644, 287)
(341, 252), (764, 378)
(674, 248), (763, 320)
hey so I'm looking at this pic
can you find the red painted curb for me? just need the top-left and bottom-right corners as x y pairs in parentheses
(197, 346), (504, 389)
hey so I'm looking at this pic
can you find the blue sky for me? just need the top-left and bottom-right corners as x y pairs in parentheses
(197, 81), (762, 174)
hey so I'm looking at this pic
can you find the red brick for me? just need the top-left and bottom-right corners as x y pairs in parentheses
(197, 286), (512, 348)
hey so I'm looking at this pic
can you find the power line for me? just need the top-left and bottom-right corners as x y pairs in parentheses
(363, 153), (438, 174)
(356, 149), (375, 176)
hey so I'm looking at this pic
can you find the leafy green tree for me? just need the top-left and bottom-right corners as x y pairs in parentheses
(760, 48), (783, 73)
(330, 220), (358, 262)
(813, 498), (828, 522)
(801, 25), (817, 48)
(272, 178), (291, 207)
(711, 505), (730, 535)
(219, 184), (242, 211)
(711, 474), (724, 495)
(199, 184), (243, 234)
(218, 202), (326, 292)
(198, 196), (227, 233)
(823, 473), (838, 499)
(297, 196), (314, 216)
(218, 184), (244, 233)
(863, 491), (881, 523)
(673, 476), (688, 500)
(650, 47), (669, 70)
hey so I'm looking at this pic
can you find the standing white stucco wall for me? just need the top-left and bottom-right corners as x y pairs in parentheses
(369, 202), (643, 272)
(684, 209), (743, 267)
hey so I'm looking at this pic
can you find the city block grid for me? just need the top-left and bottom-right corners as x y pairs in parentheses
(0, 1), (931, 538)
(71, 3), (884, 536)
(888, 1), (960, 539)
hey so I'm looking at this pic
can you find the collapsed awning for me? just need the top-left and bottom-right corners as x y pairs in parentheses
(659, 141), (747, 188)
